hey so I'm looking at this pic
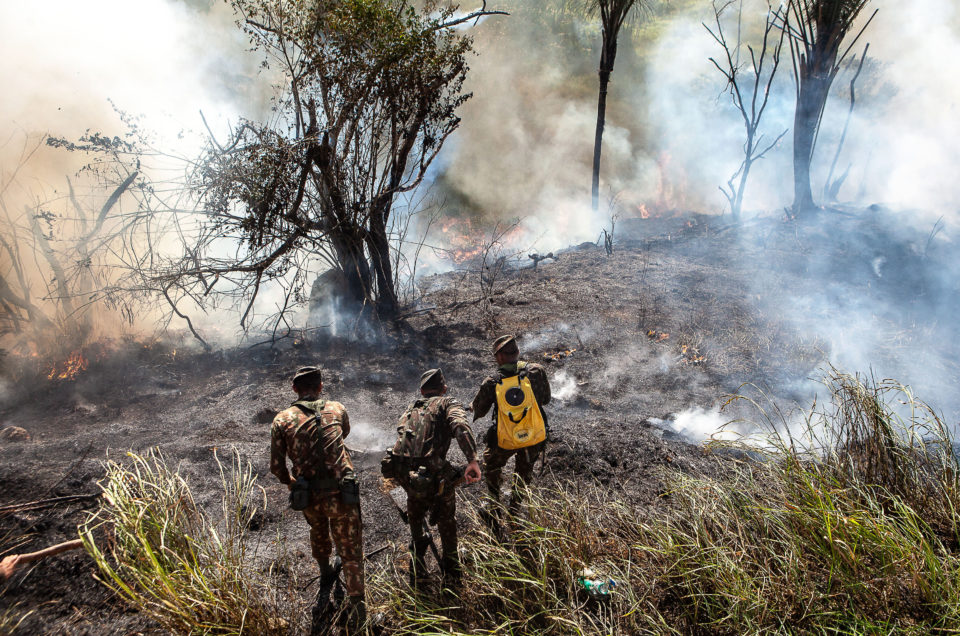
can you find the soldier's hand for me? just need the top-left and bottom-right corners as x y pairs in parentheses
(464, 460), (481, 485)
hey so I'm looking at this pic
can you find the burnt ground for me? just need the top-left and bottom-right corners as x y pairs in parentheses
(1, 206), (958, 634)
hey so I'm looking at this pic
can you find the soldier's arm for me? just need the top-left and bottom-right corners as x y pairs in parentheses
(445, 399), (478, 462)
(340, 407), (351, 439)
(270, 419), (292, 485)
(320, 405), (355, 480)
(529, 364), (551, 406)
(470, 377), (496, 421)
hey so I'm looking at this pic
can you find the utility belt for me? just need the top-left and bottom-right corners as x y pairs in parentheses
(289, 473), (358, 511)
(380, 451), (462, 499)
(380, 451), (430, 479)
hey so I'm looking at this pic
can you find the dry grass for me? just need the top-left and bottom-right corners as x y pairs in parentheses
(79, 449), (292, 635)
(369, 371), (960, 634)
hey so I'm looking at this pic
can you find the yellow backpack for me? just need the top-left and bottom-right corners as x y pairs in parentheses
(495, 365), (546, 450)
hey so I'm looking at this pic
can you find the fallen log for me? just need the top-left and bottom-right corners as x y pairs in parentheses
(0, 539), (84, 581)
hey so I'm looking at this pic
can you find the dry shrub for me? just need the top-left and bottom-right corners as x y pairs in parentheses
(79, 449), (288, 635)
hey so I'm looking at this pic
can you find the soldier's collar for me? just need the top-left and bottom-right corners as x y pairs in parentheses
(498, 362), (519, 376)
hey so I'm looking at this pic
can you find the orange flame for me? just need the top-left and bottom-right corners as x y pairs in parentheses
(438, 217), (497, 264)
(647, 329), (670, 342)
(543, 348), (577, 361)
(47, 350), (89, 381)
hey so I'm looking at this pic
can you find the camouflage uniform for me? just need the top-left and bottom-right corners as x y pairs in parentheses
(472, 361), (551, 505)
(392, 393), (478, 580)
(271, 398), (364, 597)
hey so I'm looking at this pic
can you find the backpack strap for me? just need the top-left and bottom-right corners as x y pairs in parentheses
(497, 361), (528, 383)
(292, 399), (327, 415)
(288, 401), (334, 485)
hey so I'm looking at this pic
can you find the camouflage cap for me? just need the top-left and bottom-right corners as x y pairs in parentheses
(492, 334), (518, 354)
(292, 366), (323, 384)
(419, 368), (445, 391)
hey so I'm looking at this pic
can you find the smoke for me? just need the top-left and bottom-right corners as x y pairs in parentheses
(643, 0), (960, 217)
(434, 0), (960, 226)
(6, 0), (959, 425)
(552, 369), (579, 402)
(422, 0), (960, 423)
(346, 419), (393, 452)
(0, 1), (256, 342)
(663, 406), (733, 441)
(1, 0), (259, 150)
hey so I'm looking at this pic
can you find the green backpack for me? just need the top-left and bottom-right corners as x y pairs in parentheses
(391, 397), (441, 461)
(288, 399), (334, 510)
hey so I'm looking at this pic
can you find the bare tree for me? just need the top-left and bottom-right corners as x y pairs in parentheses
(0, 132), (150, 353)
(822, 44), (869, 202)
(706, 0), (788, 221)
(782, 0), (876, 215)
(589, 0), (649, 215)
(160, 0), (505, 331)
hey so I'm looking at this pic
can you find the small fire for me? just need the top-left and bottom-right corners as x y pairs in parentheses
(679, 344), (706, 365)
(47, 350), (89, 381)
(638, 204), (651, 220)
(543, 348), (577, 362)
(647, 329), (670, 342)
(437, 216), (522, 264)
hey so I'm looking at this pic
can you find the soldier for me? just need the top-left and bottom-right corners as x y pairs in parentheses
(270, 366), (366, 630)
(384, 368), (481, 586)
(471, 335), (551, 515)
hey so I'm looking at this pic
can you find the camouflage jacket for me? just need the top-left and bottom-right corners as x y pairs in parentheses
(471, 361), (551, 424)
(394, 395), (478, 466)
(270, 398), (353, 486)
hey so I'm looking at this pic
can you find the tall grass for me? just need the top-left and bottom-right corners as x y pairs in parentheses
(370, 372), (960, 634)
(79, 449), (288, 635)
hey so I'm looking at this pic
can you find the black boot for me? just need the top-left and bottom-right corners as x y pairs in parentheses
(311, 556), (343, 635)
(409, 537), (431, 588)
(344, 595), (366, 634)
(319, 555), (342, 587)
(507, 492), (523, 517)
(440, 554), (462, 588)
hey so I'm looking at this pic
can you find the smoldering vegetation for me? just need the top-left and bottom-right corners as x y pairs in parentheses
(2, 0), (960, 633)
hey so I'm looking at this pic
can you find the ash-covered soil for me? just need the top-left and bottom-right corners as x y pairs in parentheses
(1, 207), (957, 634)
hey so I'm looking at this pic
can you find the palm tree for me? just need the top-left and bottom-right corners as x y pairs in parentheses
(590, 0), (648, 214)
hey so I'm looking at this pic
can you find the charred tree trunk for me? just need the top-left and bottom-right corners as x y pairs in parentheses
(785, 0), (876, 216)
(331, 228), (372, 309)
(592, 41), (618, 215)
(792, 72), (830, 214)
(366, 205), (398, 319)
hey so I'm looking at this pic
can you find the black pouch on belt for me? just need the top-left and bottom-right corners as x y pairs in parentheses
(289, 476), (311, 511)
(340, 474), (360, 505)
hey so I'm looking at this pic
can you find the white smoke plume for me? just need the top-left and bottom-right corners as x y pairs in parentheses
(5, 0), (959, 423)
(666, 406), (734, 441)
(346, 419), (393, 452)
(551, 369), (579, 402)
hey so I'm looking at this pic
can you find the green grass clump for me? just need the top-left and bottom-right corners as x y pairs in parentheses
(370, 372), (960, 634)
(641, 372), (960, 634)
(80, 449), (287, 635)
